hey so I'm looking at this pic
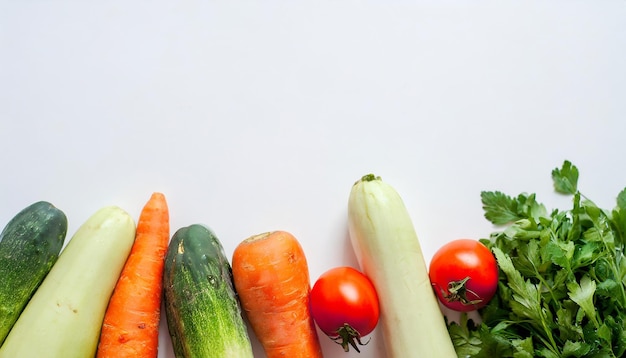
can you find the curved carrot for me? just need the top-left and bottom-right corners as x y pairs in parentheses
(232, 231), (323, 358)
(96, 192), (170, 358)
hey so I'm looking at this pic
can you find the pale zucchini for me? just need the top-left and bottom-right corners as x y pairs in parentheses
(0, 206), (136, 358)
(348, 174), (456, 357)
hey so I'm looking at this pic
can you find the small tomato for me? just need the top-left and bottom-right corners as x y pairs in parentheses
(429, 239), (499, 312)
(309, 266), (379, 352)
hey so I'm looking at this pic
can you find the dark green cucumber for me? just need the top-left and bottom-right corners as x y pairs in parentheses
(163, 224), (253, 358)
(0, 201), (67, 344)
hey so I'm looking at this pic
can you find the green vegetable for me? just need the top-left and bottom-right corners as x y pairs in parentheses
(348, 174), (457, 357)
(0, 206), (136, 358)
(448, 160), (626, 358)
(163, 224), (253, 358)
(0, 201), (67, 345)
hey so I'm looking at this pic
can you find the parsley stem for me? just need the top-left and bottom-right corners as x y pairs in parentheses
(541, 318), (559, 355)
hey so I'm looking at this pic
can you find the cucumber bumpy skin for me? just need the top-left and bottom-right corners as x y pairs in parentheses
(163, 224), (253, 358)
(0, 201), (68, 345)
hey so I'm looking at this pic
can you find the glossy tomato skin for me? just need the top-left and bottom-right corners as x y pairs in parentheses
(429, 239), (498, 312)
(310, 266), (379, 339)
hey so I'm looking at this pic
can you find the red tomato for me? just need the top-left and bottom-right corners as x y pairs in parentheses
(429, 239), (499, 312)
(309, 266), (379, 352)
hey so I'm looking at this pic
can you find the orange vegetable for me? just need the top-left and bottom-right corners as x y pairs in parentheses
(231, 231), (323, 358)
(96, 192), (170, 358)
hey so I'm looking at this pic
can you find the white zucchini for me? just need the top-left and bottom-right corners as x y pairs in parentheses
(0, 206), (136, 358)
(348, 174), (456, 358)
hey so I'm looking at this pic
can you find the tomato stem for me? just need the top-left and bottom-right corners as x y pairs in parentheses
(331, 323), (370, 353)
(442, 276), (483, 306)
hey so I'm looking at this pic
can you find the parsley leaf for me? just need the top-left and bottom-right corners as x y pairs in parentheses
(567, 275), (599, 328)
(612, 188), (626, 246)
(481, 191), (546, 225)
(480, 191), (520, 225)
(618, 188), (626, 210)
(449, 160), (626, 358)
(446, 314), (482, 357)
(552, 160), (578, 195)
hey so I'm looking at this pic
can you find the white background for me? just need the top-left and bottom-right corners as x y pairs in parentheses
(2, 1), (625, 357)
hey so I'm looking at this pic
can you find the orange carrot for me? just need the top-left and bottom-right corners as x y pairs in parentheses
(232, 231), (323, 358)
(96, 192), (170, 358)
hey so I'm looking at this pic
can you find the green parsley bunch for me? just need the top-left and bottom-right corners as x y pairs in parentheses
(449, 160), (626, 358)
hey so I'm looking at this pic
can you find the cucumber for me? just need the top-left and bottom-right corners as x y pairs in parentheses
(0, 201), (68, 345)
(0, 206), (135, 358)
(163, 224), (253, 358)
